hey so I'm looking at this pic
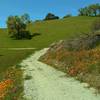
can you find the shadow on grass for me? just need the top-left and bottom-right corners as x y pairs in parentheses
(32, 33), (41, 37)
(11, 32), (41, 40)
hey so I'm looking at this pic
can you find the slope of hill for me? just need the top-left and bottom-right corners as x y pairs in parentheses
(0, 16), (98, 49)
(0, 16), (98, 71)
(20, 49), (100, 100)
(0, 16), (100, 99)
(0, 16), (99, 75)
(39, 32), (100, 92)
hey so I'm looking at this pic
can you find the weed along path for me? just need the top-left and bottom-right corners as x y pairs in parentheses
(20, 48), (100, 100)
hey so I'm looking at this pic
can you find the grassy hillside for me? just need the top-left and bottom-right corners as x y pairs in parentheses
(0, 16), (99, 99)
(39, 32), (100, 92)
(0, 16), (98, 49)
(0, 16), (99, 71)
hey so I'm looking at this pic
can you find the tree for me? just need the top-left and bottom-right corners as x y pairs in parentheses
(92, 18), (100, 32)
(7, 15), (31, 39)
(96, 3), (100, 16)
(63, 14), (72, 18)
(78, 3), (100, 17)
(89, 4), (98, 16)
(21, 13), (31, 24)
(44, 13), (59, 20)
(78, 8), (85, 16)
(79, 7), (91, 16)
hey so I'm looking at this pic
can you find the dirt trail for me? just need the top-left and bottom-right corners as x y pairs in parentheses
(20, 48), (100, 100)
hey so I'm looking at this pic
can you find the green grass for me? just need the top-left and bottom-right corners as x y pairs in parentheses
(0, 49), (34, 71)
(0, 16), (99, 99)
(0, 16), (98, 48)
(0, 16), (99, 72)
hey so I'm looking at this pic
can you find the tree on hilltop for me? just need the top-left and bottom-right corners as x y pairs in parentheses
(44, 13), (59, 20)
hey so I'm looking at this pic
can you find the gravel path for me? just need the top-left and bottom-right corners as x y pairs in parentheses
(20, 48), (100, 100)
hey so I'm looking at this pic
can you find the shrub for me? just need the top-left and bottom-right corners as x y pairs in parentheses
(63, 14), (72, 18)
(44, 13), (59, 20)
(92, 19), (100, 32)
(7, 15), (32, 40)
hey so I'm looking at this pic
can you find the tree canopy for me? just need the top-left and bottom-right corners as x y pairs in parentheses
(44, 13), (59, 20)
(78, 3), (100, 16)
(7, 14), (32, 39)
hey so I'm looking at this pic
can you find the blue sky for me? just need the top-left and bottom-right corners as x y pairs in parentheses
(0, 0), (100, 27)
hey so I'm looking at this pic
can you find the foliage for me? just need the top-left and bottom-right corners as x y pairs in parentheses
(63, 14), (72, 18)
(44, 13), (59, 20)
(6, 14), (32, 39)
(40, 45), (100, 92)
(39, 31), (100, 92)
(21, 13), (31, 24)
(78, 3), (100, 16)
(92, 18), (100, 31)
(0, 79), (13, 99)
(0, 17), (100, 98)
(0, 67), (23, 100)
(0, 16), (97, 48)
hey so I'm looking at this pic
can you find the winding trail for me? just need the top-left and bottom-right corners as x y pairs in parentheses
(20, 48), (100, 100)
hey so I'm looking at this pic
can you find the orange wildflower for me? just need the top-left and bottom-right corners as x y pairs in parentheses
(0, 79), (13, 99)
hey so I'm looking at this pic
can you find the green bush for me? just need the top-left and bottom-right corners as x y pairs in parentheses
(92, 19), (100, 32)
(7, 15), (32, 40)
(44, 13), (59, 20)
(63, 14), (72, 18)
